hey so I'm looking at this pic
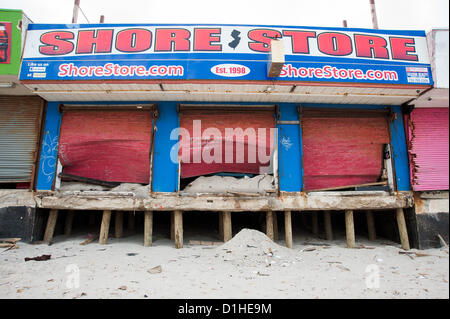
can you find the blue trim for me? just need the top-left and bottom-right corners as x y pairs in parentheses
(152, 102), (179, 192)
(278, 104), (302, 192)
(27, 23), (427, 36)
(389, 106), (411, 191)
(36, 102), (61, 191)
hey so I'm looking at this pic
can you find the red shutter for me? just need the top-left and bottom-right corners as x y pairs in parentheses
(302, 115), (390, 190)
(408, 108), (449, 191)
(179, 109), (275, 178)
(58, 110), (153, 183)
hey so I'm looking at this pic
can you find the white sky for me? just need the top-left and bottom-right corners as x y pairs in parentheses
(0, 0), (448, 32)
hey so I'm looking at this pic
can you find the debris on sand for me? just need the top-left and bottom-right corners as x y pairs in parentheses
(24, 254), (51, 262)
(148, 265), (162, 274)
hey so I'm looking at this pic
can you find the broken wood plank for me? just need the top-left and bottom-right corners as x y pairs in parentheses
(309, 181), (388, 192)
(0, 243), (16, 248)
(0, 238), (21, 243)
(59, 173), (120, 188)
(188, 240), (222, 246)
(437, 234), (448, 248)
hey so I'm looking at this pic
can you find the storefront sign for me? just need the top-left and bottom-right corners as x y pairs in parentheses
(20, 24), (433, 85)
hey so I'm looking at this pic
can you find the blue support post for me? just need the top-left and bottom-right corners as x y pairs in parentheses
(277, 104), (302, 192)
(152, 102), (179, 192)
(36, 102), (61, 191)
(390, 106), (411, 191)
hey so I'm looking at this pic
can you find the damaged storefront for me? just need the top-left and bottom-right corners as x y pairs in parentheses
(18, 23), (434, 248)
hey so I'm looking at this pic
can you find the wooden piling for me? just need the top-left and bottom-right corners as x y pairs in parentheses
(324, 211), (333, 240)
(284, 211), (293, 248)
(266, 211), (274, 240)
(99, 210), (112, 245)
(144, 211), (153, 247)
(366, 210), (376, 241)
(273, 211), (279, 241)
(43, 209), (59, 243)
(64, 210), (74, 236)
(218, 212), (224, 241)
(223, 212), (232, 242)
(312, 212), (319, 236)
(174, 210), (183, 249)
(170, 211), (175, 240)
(115, 211), (123, 238)
(396, 208), (410, 250)
(345, 210), (355, 248)
(128, 211), (135, 231)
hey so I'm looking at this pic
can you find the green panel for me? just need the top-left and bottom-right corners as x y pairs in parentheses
(0, 9), (23, 75)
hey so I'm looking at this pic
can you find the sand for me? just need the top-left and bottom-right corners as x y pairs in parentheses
(0, 228), (448, 299)
(182, 175), (275, 194)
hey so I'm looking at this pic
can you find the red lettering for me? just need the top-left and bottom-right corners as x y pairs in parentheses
(116, 28), (152, 52)
(354, 34), (389, 59)
(76, 30), (113, 54)
(317, 32), (352, 56)
(155, 29), (190, 51)
(194, 28), (221, 51)
(39, 31), (74, 55)
(282, 30), (316, 54)
(390, 37), (418, 61)
(248, 29), (282, 52)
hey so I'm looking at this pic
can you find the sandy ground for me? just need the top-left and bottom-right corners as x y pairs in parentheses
(0, 228), (448, 299)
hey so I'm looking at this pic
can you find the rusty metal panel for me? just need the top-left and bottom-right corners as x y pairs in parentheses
(0, 96), (43, 182)
(409, 108), (449, 190)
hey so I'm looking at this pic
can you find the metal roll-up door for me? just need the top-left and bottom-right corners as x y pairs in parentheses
(408, 108), (449, 191)
(58, 104), (155, 184)
(0, 96), (43, 183)
(301, 107), (391, 191)
(179, 104), (276, 178)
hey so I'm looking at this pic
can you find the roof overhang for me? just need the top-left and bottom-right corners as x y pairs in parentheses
(21, 80), (429, 105)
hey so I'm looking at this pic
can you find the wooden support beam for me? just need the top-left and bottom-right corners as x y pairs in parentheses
(312, 212), (319, 236)
(218, 212), (224, 241)
(345, 210), (356, 248)
(284, 211), (293, 248)
(128, 211), (135, 231)
(99, 210), (112, 245)
(266, 211), (274, 240)
(144, 211), (153, 247)
(173, 210), (183, 249)
(170, 211), (175, 240)
(273, 211), (279, 241)
(223, 212), (232, 242)
(366, 210), (376, 241)
(396, 208), (410, 250)
(324, 211), (333, 240)
(43, 209), (59, 243)
(64, 210), (74, 236)
(115, 211), (123, 238)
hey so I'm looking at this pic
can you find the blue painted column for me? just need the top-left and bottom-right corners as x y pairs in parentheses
(390, 106), (411, 191)
(152, 102), (179, 192)
(277, 104), (302, 192)
(36, 102), (61, 191)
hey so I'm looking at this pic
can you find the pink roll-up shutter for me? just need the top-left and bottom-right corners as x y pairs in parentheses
(408, 108), (449, 191)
